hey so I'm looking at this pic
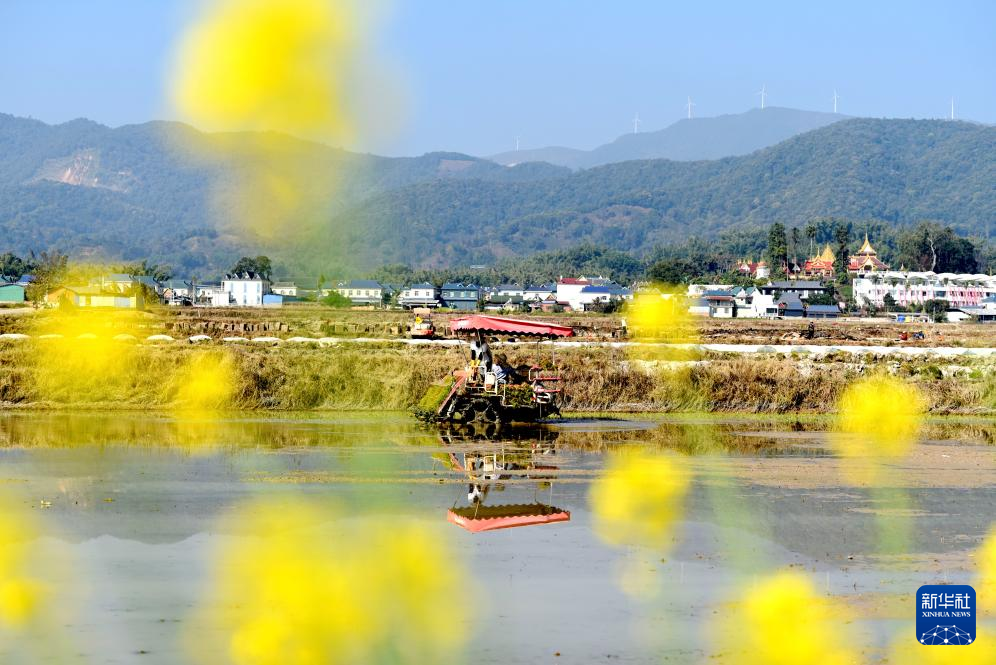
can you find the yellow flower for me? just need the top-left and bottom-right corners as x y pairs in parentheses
(834, 374), (925, 458)
(188, 499), (469, 665)
(590, 450), (690, 550)
(714, 571), (859, 665)
(625, 288), (698, 345)
(976, 526), (996, 615)
(0, 497), (47, 629)
(173, 350), (236, 411)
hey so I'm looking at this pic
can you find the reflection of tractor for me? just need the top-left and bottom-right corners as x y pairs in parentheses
(413, 315), (573, 426)
(432, 435), (571, 532)
(409, 307), (436, 339)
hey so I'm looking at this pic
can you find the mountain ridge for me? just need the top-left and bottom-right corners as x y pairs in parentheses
(490, 107), (847, 169)
(0, 113), (992, 275)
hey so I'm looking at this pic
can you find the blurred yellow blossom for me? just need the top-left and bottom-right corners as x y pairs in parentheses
(713, 571), (859, 665)
(0, 496), (47, 629)
(174, 350), (236, 411)
(834, 374), (925, 458)
(625, 287), (698, 345)
(590, 450), (690, 550)
(188, 498), (469, 665)
(976, 525), (996, 615)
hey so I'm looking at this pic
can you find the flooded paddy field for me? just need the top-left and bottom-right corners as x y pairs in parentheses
(0, 412), (994, 664)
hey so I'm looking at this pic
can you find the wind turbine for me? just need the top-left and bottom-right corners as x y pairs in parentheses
(950, 98), (955, 120)
(756, 84), (767, 110)
(832, 89), (840, 114)
(515, 135), (520, 151)
(686, 96), (696, 119)
(633, 112), (641, 134)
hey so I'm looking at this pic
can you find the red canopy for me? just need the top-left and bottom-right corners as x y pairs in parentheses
(447, 503), (571, 532)
(449, 315), (574, 337)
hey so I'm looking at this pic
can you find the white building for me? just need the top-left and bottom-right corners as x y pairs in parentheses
(853, 271), (996, 309)
(271, 282), (298, 297)
(749, 293), (780, 318)
(398, 282), (440, 308)
(336, 280), (383, 306)
(194, 283), (230, 306)
(523, 283), (556, 302)
(222, 272), (270, 307)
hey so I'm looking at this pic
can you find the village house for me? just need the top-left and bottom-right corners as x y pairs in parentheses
(484, 295), (526, 312)
(47, 285), (144, 309)
(195, 283), (230, 306)
(735, 259), (771, 280)
(758, 280), (829, 300)
(441, 283), (482, 311)
(776, 292), (806, 317)
(336, 279), (384, 306)
(853, 271), (996, 309)
(557, 277), (630, 310)
(493, 284), (525, 299)
(806, 304), (841, 319)
(0, 282), (25, 303)
(163, 279), (194, 306)
(749, 293), (779, 318)
(222, 272), (270, 307)
(555, 277), (591, 310)
(701, 289), (736, 317)
(398, 283), (440, 308)
(523, 283), (557, 302)
(270, 281), (298, 297)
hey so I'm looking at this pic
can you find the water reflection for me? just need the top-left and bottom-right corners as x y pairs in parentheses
(437, 435), (571, 532)
(0, 412), (992, 663)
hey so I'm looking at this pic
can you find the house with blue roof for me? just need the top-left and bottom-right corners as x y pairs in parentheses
(441, 283), (482, 311)
(336, 279), (384, 306)
(399, 283), (440, 309)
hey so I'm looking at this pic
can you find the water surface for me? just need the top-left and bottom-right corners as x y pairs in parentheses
(0, 412), (993, 663)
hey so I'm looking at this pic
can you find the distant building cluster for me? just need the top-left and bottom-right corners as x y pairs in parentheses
(687, 281), (839, 319)
(24, 272), (635, 312)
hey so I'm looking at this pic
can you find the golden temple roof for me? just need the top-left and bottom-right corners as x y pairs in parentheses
(856, 233), (877, 255)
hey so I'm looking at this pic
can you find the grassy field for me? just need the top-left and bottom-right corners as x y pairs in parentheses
(2, 333), (996, 414)
(2, 306), (996, 414)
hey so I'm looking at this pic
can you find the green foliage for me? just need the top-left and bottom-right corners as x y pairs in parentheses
(321, 291), (352, 308)
(371, 243), (644, 287)
(896, 221), (977, 272)
(0, 252), (34, 280)
(766, 222), (788, 277)
(882, 293), (897, 312)
(0, 115), (994, 277)
(122, 259), (172, 281)
(25, 250), (67, 305)
(833, 222), (851, 283)
(231, 255), (272, 278)
(922, 299), (948, 323)
(647, 258), (700, 285)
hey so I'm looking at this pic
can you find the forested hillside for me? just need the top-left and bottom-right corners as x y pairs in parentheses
(321, 118), (995, 270)
(0, 113), (992, 275)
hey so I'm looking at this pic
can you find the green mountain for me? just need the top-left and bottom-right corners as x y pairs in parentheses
(0, 113), (992, 276)
(0, 113), (568, 274)
(326, 118), (995, 270)
(489, 107), (847, 168)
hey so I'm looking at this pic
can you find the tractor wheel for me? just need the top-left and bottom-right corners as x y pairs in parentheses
(470, 399), (499, 424)
(450, 397), (474, 422)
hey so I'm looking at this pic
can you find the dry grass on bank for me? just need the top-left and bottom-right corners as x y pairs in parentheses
(2, 339), (996, 414)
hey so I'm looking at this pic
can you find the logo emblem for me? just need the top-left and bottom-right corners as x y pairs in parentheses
(916, 585), (975, 645)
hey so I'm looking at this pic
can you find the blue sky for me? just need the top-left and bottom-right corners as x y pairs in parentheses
(1, 0), (993, 156)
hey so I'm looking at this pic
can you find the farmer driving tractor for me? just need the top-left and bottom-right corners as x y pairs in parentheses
(413, 315), (573, 426)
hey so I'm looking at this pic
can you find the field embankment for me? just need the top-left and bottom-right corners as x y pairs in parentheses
(3, 339), (996, 414)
